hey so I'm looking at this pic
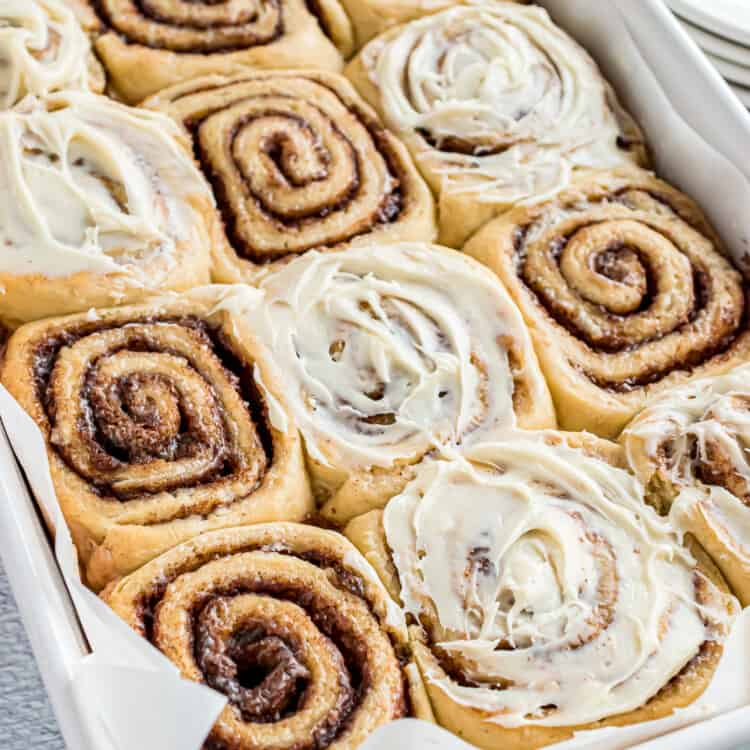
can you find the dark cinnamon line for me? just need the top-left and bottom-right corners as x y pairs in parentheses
(513, 193), (748, 394)
(33, 315), (273, 504)
(177, 76), (404, 263)
(88, 0), (284, 53)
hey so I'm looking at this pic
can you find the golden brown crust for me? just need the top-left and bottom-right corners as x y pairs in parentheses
(102, 523), (432, 748)
(75, 0), (353, 103)
(1, 289), (313, 589)
(465, 168), (750, 439)
(144, 70), (437, 279)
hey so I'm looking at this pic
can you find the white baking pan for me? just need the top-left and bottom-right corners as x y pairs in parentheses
(1, 1), (749, 749)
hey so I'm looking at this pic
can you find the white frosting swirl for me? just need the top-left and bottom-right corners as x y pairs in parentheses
(0, 92), (212, 278)
(250, 243), (543, 475)
(361, 1), (641, 203)
(0, 0), (93, 108)
(384, 436), (735, 727)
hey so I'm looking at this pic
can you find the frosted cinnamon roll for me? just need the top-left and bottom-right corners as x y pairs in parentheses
(0, 0), (104, 108)
(0, 92), (217, 327)
(245, 242), (555, 523)
(346, 2), (647, 247)
(1, 289), (312, 590)
(465, 169), (750, 439)
(623, 364), (750, 605)
(75, 0), (354, 104)
(145, 71), (436, 278)
(102, 523), (432, 749)
(346, 432), (737, 750)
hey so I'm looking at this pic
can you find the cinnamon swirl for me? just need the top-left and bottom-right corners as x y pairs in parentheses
(346, 1), (647, 247)
(465, 169), (750, 439)
(102, 523), (433, 749)
(0, 0), (104, 108)
(245, 242), (555, 524)
(1, 289), (312, 590)
(75, 0), (355, 104)
(145, 71), (436, 278)
(623, 364), (750, 605)
(346, 432), (738, 750)
(0, 92), (218, 327)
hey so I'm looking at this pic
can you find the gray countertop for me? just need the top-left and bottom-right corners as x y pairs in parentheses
(0, 558), (64, 749)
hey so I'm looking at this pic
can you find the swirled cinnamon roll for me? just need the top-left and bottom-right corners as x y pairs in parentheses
(74, 0), (354, 104)
(244, 242), (555, 524)
(0, 92), (218, 327)
(345, 432), (737, 750)
(623, 364), (750, 605)
(465, 169), (750, 439)
(1, 289), (312, 590)
(145, 71), (436, 278)
(102, 523), (433, 749)
(0, 0), (104, 108)
(346, 2), (647, 248)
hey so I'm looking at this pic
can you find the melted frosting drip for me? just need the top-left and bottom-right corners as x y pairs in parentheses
(384, 437), (735, 727)
(0, 92), (211, 278)
(0, 0), (91, 108)
(362, 1), (641, 203)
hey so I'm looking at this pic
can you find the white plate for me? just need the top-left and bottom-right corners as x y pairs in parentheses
(730, 81), (750, 107)
(680, 18), (750, 67)
(706, 51), (750, 87)
(668, 0), (750, 46)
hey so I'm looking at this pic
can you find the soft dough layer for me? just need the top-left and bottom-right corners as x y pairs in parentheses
(623, 363), (750, 605)
(0, 92), (217, 326)
(347, 432), (737, 750)
(74, 0), (354, 103)
(145, 70), (436, 277)
(465, 168), (750, 438)
(0, 0), (104, 108)
(346, 1), (647, 247)
(1, 288), (313, 589)
(239, 242), (555, 522)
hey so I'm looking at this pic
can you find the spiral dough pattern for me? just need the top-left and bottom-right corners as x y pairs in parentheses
(102, 524), (416, 750)
(465, 169), (750, 438)
(146, 71), (435, 276)
(1, 292), (312, 588)
(381, 433), (735, 747)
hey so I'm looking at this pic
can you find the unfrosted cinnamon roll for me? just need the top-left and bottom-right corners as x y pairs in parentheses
(102, 523), (432, 749)
(145, 71), (436, 278)
(74, 0), (354, 103)
(0, 92), (218, 327)
(465, 169), (750, 439)
(346, 432), (737, 750)
(346, 1), (647, 247)
(0, 0), (104, 108)
(1, 289), (312, 590)
(243, 242), (555, 524)
(623, 364), (750, 606)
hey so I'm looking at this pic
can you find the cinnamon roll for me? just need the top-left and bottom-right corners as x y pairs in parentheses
(623, 364), (750, 606)
(0, 0), (104, 108)
(102, 523), (433, 749)
(346, 432), (738, 750)
(145, 71), (436, 278)
(346, 2), (647, 248)
(1, 289), (312, 590)
(465, 169), (750, 439)
(0, 92), (218, 327)
(75, 0), (355, 104)
(246, 242), (556, 524)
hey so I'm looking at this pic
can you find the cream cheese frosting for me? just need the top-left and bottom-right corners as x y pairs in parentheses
(0, 0), (92, 108)
(249, 243), (544, 475)
(383, 436), (735, 727)
(360, 1), (642, 204)
(0, 92), (212, 279)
